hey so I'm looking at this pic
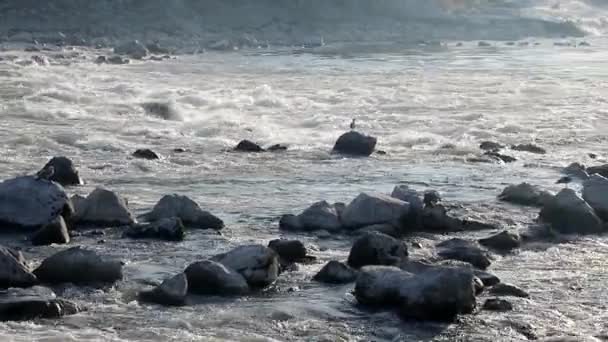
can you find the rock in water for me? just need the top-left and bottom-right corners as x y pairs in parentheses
(354, 266), (477, 321)
(139, 273), (188, 306)
(484, 151), (517, 163)
(436, 239), (492, 270)
(267, 144), (287, 152)
(280, 201), (342, 232)
(31, 216), (70, 246)
(268, 239), (307, 263)
(479, 141), (504, 151)
(539, 188), (604, 234)
(587, 164), (608, 178)
(141, 102), (181, 121)
(234, 140), (264, 152)
(563, 162), (589, 180)
(132, 149), (160, 160)
(34, 246), (123, 285)
(0, 286), (81, 321)
(185, 260), (249, 295)
(488, 283), (530, 298)
(341, 193), (409, 229)
(211, 245), (279, 288)
(74, 187), (134, 227)
(498, 183), (554, 207)
(332, 131), (377, 157)
(140, 194), (223, 230)
(114, 40), (148, 59)
(0, 176), (73, 229)
(124, 217), (185, 241)
(347, 232), (408, 268)
(313, 261), (358, 284)
(511, 143), (546, 154)
(0, 247), (38, 288)
(582, 174), (608, 221)
(390, 185), (423, 211)
(39, 156), (82, 186)
(483, 298), (513, 311)
(479, 231), (520, 252)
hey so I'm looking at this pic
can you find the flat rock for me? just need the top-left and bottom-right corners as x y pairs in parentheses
(74, 187), (134, 227)
(478, 231), (521, 252)
(483, 298), (513, 311)
(140, 194), (223, 230)
(313, 261), (358, 284)
(347, 232), (408, 269)
(132, 149), (159, 160)
(498, 183), (554, 207)
(124, 217), (185, 241)
(0, 286), (81, 321)
(267, 144), (287, 152)
(332, 131), (377, 157)
(185, 260), (249, 295)
(39, 156), (82, 186)
(539, 188), (604, 234)
(511, 143), (546, 154)
(0, 247), (38, 288)
(268, 239), (307, 263)
(436, 239), (492, 270)
(341, 193), (409, 229)
(34, 246), (123, 285)
(31, 216), (70, 246)
(582, 174), (608, 221)
(139, 273), (188, 306)
(488, 283), (529, 298)
(211, 245), (279, 288)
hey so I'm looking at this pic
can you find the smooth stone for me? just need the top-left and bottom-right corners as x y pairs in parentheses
(31, 216), (70, 246)
(347, 232), (408, 269)
(563, 162), (589, 180)
(479, 141), (505, 151)
(124, 217), (185, 241)
(587, 164), (608, 178)
(184, 260), (249, 295)
(390, 185), (423, 211)
(39, 156), (82, 186)
(0, 286), (81, 321)
(483, 298), (513, 312)
(539, 188), (604, 234)
(140, 194), (223, 230)
(132, 149), (159, 160)
(211, 245), (279, 288)
(234, 140), (264, 152)
(0, 247), (38, 288)
(582, 174), (608, 221)
(498, 183), (554, 207)
(436, 239), (492, 270)
(341, 193), (409, 229)
(298, 201), (342, 232)
(267, 144), (287, 152)
(488, 283), (530, 298)
(139, 273), (188, 306)
(332, 131), (377, 157)
(511, 143), (546, 154)
(74, 188), (134, 227)
(313, 261), (358, 284)
(478, 231), (521, 252)
(268, 239), (307, 263)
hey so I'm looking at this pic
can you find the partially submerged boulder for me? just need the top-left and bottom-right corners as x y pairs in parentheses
(332, 131), (377, 157)
(347, 232), (408, 269)
(34, 247), (123, 285)
(132, 149), (160, 160)
(313, 261), (358, 284)
(479, 231), (521, 252)
(484, 151), (517, 163)
(279, 201), (342, 232)
(0, 286), (81, 322)
(185, 260), (249, 295)
(234, 140), (264, 152)
(139, 273), (188, 306)
(498, 183), (553, 207)
(539, 188), (604, 234)
(0, 247), (38, 288)
(268, 239), (308, 263)
(587, 164), (608, 178)
(511, 143), (546, 154)
(582, 174), (608, 221)
(488, 283), (530, 298)
(436, 239), (492, 270)
(74, 188), (134, 227)
(39, 156), (82, 186)
(140, 194), (223, 230)
(141, 102), (181, 120)
(483, 298), (513, 312)
(563, 162), (589, 180)
(31, 216), (70, 246)
(479, 141), (504, 151)
(341, 193), (409, 229)
(124, 217), (185, 241)
(390, 185), (423, 211)
(211, 245), (279, 288)
(114, 40), (148, 59)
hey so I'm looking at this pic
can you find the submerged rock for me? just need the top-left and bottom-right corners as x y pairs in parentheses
(132, 149), (160, 160)
(483, 298), (513, 312)
(141, 102), (181, 120)
(124, 217), (185, 241)
(0, 287), (81, 322)
(332, 131), (377, 157)
(39, 156), (82, 186)
(34, 246), (123, 285)
(488, 283), (530, 298)
(234, 140), (264, 152)
(563, 162), (589, 180)
(140, 194), (223, 230)
(268, 239), (307, 263)
(484, 151), (517, 163)
(114, 40), (148, 59)
(31, 216), (70, 246)
(74, 187), (134, 227)
(341, 193), (409, 229)
(436, 239), (492, 270)
(479, 231), (520, 252)
(539, 188), (604, 234)
(582, 174), (608, 221)
(313, 261), (358, 284)
(267, 144), (288, 152)
(511, 143), (546, 154)
(185, 260), (249, 295)
(211, 245), (279, 288)
(0, 247), (38, 288)
(498, 183), (553, 207)
(139, 273), (188, 306)
(0, 176), (72, 230)
(347, 232), (408, 269)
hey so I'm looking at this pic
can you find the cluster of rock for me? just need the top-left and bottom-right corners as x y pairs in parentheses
(474, 140), (547, 164)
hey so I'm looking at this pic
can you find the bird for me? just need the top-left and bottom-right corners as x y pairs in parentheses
(556, 176), (572, 187)
(36, 165), (55, 181)
(350, 119), (356, 130)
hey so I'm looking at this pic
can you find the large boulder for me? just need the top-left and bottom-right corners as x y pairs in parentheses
(0, 247), (38, 288)
(114, 40), (148, 59)
(211, 245), (279, 288)
(582, 174), (608, 221)
(0, 286), (81, 322)
(0, 176), (73, 230)
(139, 273), (188, 306)
(479, 231), (521, 252)
(436, 239), (492, 270)
(563, 162), (590, 180)
(539, 188), (604, 234)
(124, 217), (185, 241)
(587, 164), (608, 178)
(280, 201), (342, 232)
(268, 239), (307, 263)
(354, 266), (477, 321)
(347, 232), (408, 269)
(39, 157), (82, 186)
(313, 261), (358, 284)
(498, 183), (553, 207)
(234, 140), (264, 152)
(34, 246), (123, 285)
(341, 193), (409, 229)
(132, 149), (160, 160)
(390, 185), (423, 212)
(184, 260), (249, 295)
(140, 194), (223, 230)
(74, 188), (134, 227)
(31, 216), (70, 246)
(332, 131), (377, 157)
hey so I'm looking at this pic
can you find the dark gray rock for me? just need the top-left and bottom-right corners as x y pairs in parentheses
(563, 162), (589, 180)
(484, 151), (517, 163)
(279, 201), (342, 232)
(39, 157), (82, 186)
(132, 149), (159, 160)
(341, 193), (409, 229)
(582, 174), (608, 221)
(73, 187), (134, 227)
(211, 245), (279, 288)
(124, 217), (185, 241)
(141, 102), (180, 120)
(268, 239), (307, 263)
(0, 286), (81, 322)
(511, 143), (546, 154)
(475, 270), (501, 287)
(347, 232), (408, 269)
(479, 141), (504, 151)
(267, 144), (288, 152)
(488, 283), (529, 298)
(234, 140), (264, 152)
(539, 188), (604, 234)
(107, 56), (130, 65)
(587, 164), (608, 178)
(390, 185), (423, 211)
(34, 247), (123, 285)
(184, 260), (249, 295)
(423, 190), (442, 207)
(0, 247), (38, 288)
(139, 273), (188, 306)
(332, 131), (377, 157)
(140, 194), (223, 230)
(354, 223), (401, 238)
(479, 231), (521, 252)
(31, 216), (70, 246)
(498, 183), (554, 207)
(436, 239), (492, 270)
(313, 261), (358, 284)
(483, 298), (513, 311)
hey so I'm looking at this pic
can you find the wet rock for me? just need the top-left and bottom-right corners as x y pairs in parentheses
(354, 266), (476, 321)
(484, 151), (517, 163)
(34, 246), (123, 285)
(475, 270), (501, 287)
(73, 187), (134, 227)
(478, 41), (491, 47)
(539, 188), (604, 234)
(124, 217), (185, 241)
(582, 174), (608, 221)
(141, 102), (180, 120)
(268, 239), (307, 263)
(0, 286), (81, 322)
(114, 40), (148, 59)
(423, 190), (441, 207)
(280, 201), (342, 232)
(173, 148), (187, 153)
(332, 131), (377, 157)
(478, 231), (520, 252)
(107, 56), (129, 65)
(483, 298), (513, 312)
(267, 144), (288, 152)
(211, 245), (279, 288)
(407, 205), (463, 233)
(39, 156), (82, 186)
(140, 194), (223, 230)
(31, 216), (70, 246)
(354, 223), (401, 238)
(139, 273), (187, 306)
(347, 232), (408, 269)
(341, 193), (409, 229)
(95, 56), (107, 64)
(132, 149), (159, 160)
(234, 140), (264, 152)
(313, 261), (358, 284)
(390, 185), (423, 211)
(488, 283), (529, 298)
(511, 143), (546, 154)
(185, 260), (249, 295)
(0, 176), (73, 230)
(563, 162), (589, 180)
(587, 164), (608, 178)
(436, 239), (492, 270)
(146, 42), (170, 54)
(498, 183), (553, 207)
(0, 247), (38, 288)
